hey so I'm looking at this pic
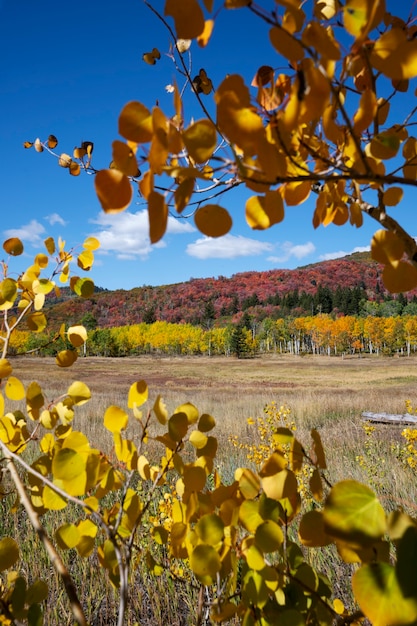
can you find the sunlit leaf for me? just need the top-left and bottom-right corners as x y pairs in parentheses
(34, 138), (43, 153)
(26, 312), (47, 332)
(77, 249), (94, 271)
(118, 101), (153, 143)
(56, 350), (78, 368)
(0, 359), (13, 379)
(382, 186), (403, 206)
(245, 192), (284, 230)
(153, 395), (168, 425)
(67, 381), (91, 406)
(55, 524), (80, 550)
(3, 238), (23, 256)
(197, 19), (214, 47)
(353, 562), (417, 626)
(71, 277), (95, 298)
(83, 236), (100, 251)
(323, 480), (386, 546)
(190, 544), (221, 584)
(44, 237), (55, 255)
(128, 380), (148, 408)
(165, 0), (205, 39)
(47, 134), (58, 149)
(371, 230), (404, 265)
(182, 120), (217, 163)
(194, 205), (232, 237)
(269, 26), (304, 62)
(5, 376), (25, 401)
(175, 178), (194, 213)
(95, 169), (133, 213)
(104, 405), (129, 433)
(112, 140), (140, 177)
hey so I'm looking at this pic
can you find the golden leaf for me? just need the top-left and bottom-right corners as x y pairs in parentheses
(371, 230), (404, 265)
(269, 26), (304, 63)
(382, 187), (403, 206)
(148, 191), (168, 244)
(175, 178), (194, 213)
(194, 205), (232, 237)
(3, 238), (23, 256)
(149, 107), (169, 175)
(34, 138), (43, 153)
(382, 261), (417, 293)
(112, 140), (140, 177)
(197, 19), (214, 47)
(142, 47), (161, 65)
(302, 21), (340, 60)
(182, 120), (217, 163)
(165, 0), (205, 39)
(95, 169), (133, 213)
(370, 27), (417, 80)
(118, 101), (153, 143)
(353, 88), (377, 134)
(47, 134), (58, 149)
(245, 191), (284, 230)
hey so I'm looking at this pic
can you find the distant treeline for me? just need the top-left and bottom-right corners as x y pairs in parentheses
(10, 314), (417, 358)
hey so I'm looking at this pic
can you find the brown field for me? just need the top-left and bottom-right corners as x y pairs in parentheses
(5, 353), (417, 624)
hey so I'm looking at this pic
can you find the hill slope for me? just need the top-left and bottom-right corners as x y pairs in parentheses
(45, 252), (416, 328)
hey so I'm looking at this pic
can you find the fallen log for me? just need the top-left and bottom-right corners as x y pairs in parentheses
(362, 411), (417, 425)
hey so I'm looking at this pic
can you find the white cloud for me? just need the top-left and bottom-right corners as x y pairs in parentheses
(186, 234), (274, 260)
(319, 245), (369, 261)
(268, 241), (316, 263)
(3, 219), (45, 245)
(45, 213), (67, 226)
(89, 210), (194, 260)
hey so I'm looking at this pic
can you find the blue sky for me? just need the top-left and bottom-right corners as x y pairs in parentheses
(1, 0), (415, 290)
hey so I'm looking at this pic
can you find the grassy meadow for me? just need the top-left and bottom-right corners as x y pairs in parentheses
(4, 353), (417, 624)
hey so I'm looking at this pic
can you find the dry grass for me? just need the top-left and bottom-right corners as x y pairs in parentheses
(5, 353), (417, 623)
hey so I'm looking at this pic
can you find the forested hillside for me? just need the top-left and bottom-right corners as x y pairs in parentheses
(45, 253), (417, 329)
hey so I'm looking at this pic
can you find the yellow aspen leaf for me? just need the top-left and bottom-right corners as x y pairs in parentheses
(190, 544), (221, 584)
(23, 141), (33, 149)
(262, 468), (298, 501)
(349, 202), (363, 228)
(309, 468), (323, 501)
(269, 26), (304, 63)
(168, 412), (189, 441)
(382, 186), (403, 206)
(302, 21), (340, 60)
(198, 413), (216, 432)
(353, 88), (377, 134)
(138, 455), (151, 480)
(149, 107), (169, 175)
(67, 326), (88, 348)
(382, 261), (417, 293)
(77, 249), (94, 271)
(255, 520), (284, 553)
(371, 229), (404, 265)
(238, 468), (261, 500)
(95, 168), (133, 213)
(0, 278), (17, 307)
(0, 537), (19, 572)
(245, 192), (284, 230)
(343, 0), (385, 40)
(83, 236), (100, 251)
(189, 430), (208, 449)
(282, 6), (305, 34)
(5, 376), (25, 401)
(71, 277), (95, 298)
(34, 253), (48, 268)
(368, 131), (400, 160)
(284, 180), (311, 206)
(299, 510), (332, 547)
(73, 146), (87, 160)
(111, 140), (140, 177)
(194, 205), (232, 237)
(104, 405), (129, 433)
(353, 562), (417, 626)
(56, 350), (78, 368)
(3, 238), (23, 256)
(175, 402), (199, 424)
(148, 191), (168, 244)
(197, 19), (214, 47)
(40, 409), (58, 429)
(164, 0), (205, 39)
(175, 178), (194, 213)
(118, 101), (153, 143)
(26, 312), (47, 332)
(43, 485), (68, 510)
(44, 236), (55, 255)
(128, 380), (148, 409)
(55, 524), (80, 550)
(153, 395), (168, 425)
(377, 98), (390, 126)
(47, 134), (58, 149)
(182, 119), (217, 163)
(370, 28), (417, 80)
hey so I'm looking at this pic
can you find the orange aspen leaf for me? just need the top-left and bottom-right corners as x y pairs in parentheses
(95, 169), (133, 213)
(194, 205), (232, 237)
(353, 88), (377, 134)
(148, 191), (168, 244)
(164, 0), (205, 39)
(118, 101), (153, 143)
(112, 140), (140, 177)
